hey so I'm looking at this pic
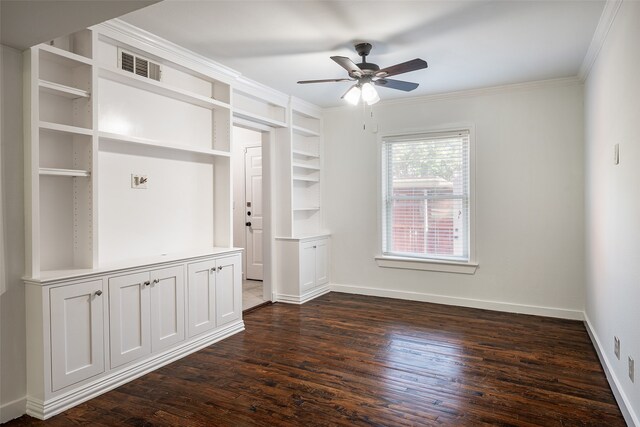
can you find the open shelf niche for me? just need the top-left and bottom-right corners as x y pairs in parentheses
(94, 33), (233, 266)
(273, 97), (324, 238)
(25, 27), (236, 278)
(25, 29), (98, 277)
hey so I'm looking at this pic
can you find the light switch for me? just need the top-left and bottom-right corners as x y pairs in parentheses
(614, 144), (620, 165)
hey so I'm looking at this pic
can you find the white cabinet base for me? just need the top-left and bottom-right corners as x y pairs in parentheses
(276, 283), (331, 304)
(275, 234), (330, 304)
(26, 320), (243, 420)
(25, 249), (243, 421)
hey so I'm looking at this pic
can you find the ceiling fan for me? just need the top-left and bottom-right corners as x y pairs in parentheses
(297, 42), (428, 106)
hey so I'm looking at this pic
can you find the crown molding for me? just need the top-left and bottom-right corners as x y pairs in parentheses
(323, 76), (582, 113)
(234, 76), (290, 107)
(578, 0), (623, 81)
(290, 96), (322, 119)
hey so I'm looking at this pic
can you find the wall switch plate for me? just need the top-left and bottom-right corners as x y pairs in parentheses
(630, 357), (635, 382)
(614, 336), (621, 359)
(614, 143), (620, 165)
(131, 174), (148, 189)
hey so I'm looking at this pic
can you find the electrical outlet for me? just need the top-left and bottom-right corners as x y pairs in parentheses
(131, 174), (148, 189)
(614, 336), (621, 359)
(629, 357), (635, 383)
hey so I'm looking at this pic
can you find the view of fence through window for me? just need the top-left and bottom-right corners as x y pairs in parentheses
(382, 131), (470, 261)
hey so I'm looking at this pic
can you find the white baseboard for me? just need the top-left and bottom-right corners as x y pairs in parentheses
(584, 314), (638, 427)
(27, 320), (245, 420)
(0, 396), (26, 423)
(276, 284), (330, 304)
(330, 283), (584, 320)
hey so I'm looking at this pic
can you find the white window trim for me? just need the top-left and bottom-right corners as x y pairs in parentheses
(376, 123), (477, 274)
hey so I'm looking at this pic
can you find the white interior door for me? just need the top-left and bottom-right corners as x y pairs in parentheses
(245, 146), (263, 280)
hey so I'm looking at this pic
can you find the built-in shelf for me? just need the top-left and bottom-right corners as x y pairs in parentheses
(39, 44), (93, 67)
(233, 108), (287, 128)
(293, 176), (320, 183)
(98, 131), (231, 158)
(293, 207), (320, 212)
(292, 149), (320, 159)
(39, 121), (93, 136)
(292, 162), (320, 171)
(292, 125), (320, 137)
(39, 80), (90, 99)
(39, 167), (91, 177)
(99, 67), (231, 111)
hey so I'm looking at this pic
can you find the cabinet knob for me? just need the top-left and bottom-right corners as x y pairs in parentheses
(210, 267), (215, 273)
(313, 245), (317, 249)
(245, 222), (252, 227)
(144, 280), (151, 286)
(95, 290), (103, 296)
(217, 266), (223, 271)
(152, 279), (160, 284)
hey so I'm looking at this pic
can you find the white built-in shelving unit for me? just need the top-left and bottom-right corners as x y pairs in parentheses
(23, 25), (245, 420)
(23, 21), (332, 420)
(25, 30), (97, 277)
(273, 98), (331, 304)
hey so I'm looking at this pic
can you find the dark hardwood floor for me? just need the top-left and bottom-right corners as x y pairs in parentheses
(6, 293), (624, 426)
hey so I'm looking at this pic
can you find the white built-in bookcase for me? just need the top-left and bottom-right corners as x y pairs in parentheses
(23, 22), (331, 419)
(290, 101), (323, 237)
(273, 98), (324, 238)
(24, 27), (235, 279)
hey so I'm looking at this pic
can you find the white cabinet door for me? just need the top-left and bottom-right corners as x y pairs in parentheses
(50, 280), (105, 391)
(187, 259), (216, 337)
(109, 271), (151, 368)
(300, 241), (316, 292)
(150, 266), (185, 352)
(314, 239), (329, 285)
(216, 254), (241, 327)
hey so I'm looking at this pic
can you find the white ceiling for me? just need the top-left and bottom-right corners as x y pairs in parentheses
(0, 0), (159, 50)
(122, 0), (605, 108)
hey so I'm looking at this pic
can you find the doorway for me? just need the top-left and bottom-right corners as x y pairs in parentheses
(232, 126), (269, 310)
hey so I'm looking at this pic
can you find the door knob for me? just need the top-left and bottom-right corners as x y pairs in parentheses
(246, 222), (252, 226)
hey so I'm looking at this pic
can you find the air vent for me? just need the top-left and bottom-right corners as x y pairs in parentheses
(118, 48), (161, 81)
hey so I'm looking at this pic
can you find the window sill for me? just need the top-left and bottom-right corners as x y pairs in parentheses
(374, 255), (478, 274)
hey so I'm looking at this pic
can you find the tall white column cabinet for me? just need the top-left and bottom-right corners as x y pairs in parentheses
(274, 98), (331, 303)
(23, 25), (244, 420)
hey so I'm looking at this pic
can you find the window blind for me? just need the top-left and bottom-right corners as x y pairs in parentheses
(382, 130), (470, 262)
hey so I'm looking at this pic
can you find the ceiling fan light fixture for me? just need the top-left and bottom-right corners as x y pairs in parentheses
(361, 82), (380, 105)
(343, 85), (361, 105)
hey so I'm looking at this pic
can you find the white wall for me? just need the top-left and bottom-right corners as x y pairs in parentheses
(0, 44), (27, 422)
(584, 1), (640, 424)
(324, 80), (585, 318)
(232, 126), (262, 276)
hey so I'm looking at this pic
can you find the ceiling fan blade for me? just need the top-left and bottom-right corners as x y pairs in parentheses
(331, 56), (363, 77)
(297, 78), (353, 84)
(374, 78), (419, 92)
(376, 58), (428, 78)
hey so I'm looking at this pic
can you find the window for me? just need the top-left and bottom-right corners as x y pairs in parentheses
(381, 130), (471, 264)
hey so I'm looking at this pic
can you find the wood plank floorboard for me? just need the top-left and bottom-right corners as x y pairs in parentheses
(5, 293), (625, 426)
